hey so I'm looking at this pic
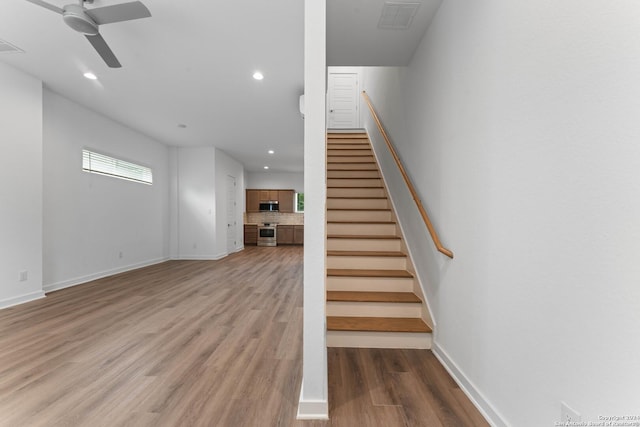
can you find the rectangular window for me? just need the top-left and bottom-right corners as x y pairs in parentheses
(295, 192), (304, 212)
(82, 149), (152, 185)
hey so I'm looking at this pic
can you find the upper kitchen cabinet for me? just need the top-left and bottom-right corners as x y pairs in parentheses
(278, 190), (294, 213)
(246, 190), (260, 213)
(246, 189), (295, 213)
(259, 190), (279, 201)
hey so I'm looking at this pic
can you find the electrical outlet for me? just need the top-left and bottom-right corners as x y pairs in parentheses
(119, 251), (123, 259)
(561, 401), (581, 423)
(19, 271), (28, 282)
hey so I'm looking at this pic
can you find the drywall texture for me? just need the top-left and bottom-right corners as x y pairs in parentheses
(214, 149), (245, 255)
(298, 0), (328, 419)
(363, 1), (640, 424)
(171, 147), (245, 259)
(174, 147), (218, 259)
(0, 63), (44, 308)
(247, 171), (304, 193)
(43, 90), (170, 291)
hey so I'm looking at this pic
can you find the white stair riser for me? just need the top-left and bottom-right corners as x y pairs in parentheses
(326, 302), (422, 318)
(327, 170), (380, 179)
(327, 144), (371, 150)
(327, 210), (392, 222)
(327, 198), (389, 209)
(327, 137), (368, 142)
(327, 188), (386, 197)
(327, 238), (401, 252)
(327, 179), (382, 188)
(327, 330), (432, 349)
(327, 149), (373, 156)
(328, 163), (378, 170)
(327, 156), (376, 163)
(327, 276), (414, 292)
(327, 255), (406, 270)
(328, 222), (397, 235)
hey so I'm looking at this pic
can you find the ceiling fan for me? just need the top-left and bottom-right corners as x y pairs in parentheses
(24, 0), (152, 68)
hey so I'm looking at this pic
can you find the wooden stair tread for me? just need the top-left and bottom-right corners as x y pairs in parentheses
(327, 291), (421, 303)
(327, 208), (391, 211)
(327, 234), (401, 240)
(327, 196), (387, 199)
(327, 186), (384, 189)
(327, 134), (368, 139)
(327, 269), (413, 278)
(327, 168), (379, 171)
(328, 177), (380, 180)
(328, 220), (394, 224)
(327, 316), (431, 333)
(327, 250), (406, 257)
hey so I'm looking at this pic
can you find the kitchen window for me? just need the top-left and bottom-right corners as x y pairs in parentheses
(82, 149), (153, 185)
(295, 192), (304, 212)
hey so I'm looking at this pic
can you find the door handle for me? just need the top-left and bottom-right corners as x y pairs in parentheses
(330, 109), (334, 113)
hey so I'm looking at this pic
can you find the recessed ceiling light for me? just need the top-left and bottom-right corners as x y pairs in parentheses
(263, 166), (269, 170)
(253, 71), (264, 80)
(83, 72), (97, 80)
(267, 150), (275, 154)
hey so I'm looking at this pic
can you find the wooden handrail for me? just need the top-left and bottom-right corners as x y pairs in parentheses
(361, 91), (454, 259)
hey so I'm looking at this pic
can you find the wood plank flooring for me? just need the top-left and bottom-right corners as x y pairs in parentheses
(0, 246), (487, 427)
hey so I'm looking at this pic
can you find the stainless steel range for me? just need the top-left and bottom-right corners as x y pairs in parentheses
(257, 223), (277, 247)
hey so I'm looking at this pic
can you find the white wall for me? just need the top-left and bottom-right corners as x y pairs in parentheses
(172, 147), (245, 259)
(363, 1), (640, 425)
(174, 147), (218, 259)
(0, 63), (45, 308)
(246, 171), (303, 193)
(215, 149), (245, 254)
(297, 0), (328, 420)
(43, 90), (170, 292)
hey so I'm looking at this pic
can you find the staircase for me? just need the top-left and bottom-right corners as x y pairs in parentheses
(326, 131), (433, 349)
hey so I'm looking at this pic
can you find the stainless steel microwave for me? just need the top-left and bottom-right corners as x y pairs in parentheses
(259, 201), (279, 212)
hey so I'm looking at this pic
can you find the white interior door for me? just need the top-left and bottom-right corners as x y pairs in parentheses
(226, 175), (237, 253)
(328, 72), (359, 129)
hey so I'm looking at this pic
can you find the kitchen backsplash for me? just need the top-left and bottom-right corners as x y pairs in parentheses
(245, 212), (304, 225)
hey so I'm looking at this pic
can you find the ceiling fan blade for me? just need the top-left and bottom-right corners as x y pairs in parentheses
(24, 0), (63, 14)
(85, 34), (121, 68)
(85, 1), (151, 26)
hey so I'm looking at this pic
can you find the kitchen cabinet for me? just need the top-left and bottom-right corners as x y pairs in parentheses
(276, 225), (303, 245)
(246, 188), (295, 213)
(259, 190), (278, 201)
(244, 224), (257, 245)
(294, 225), (304, 245)
(246, 190), (260, 213)
(278, 190), (294, 213)
(277, 225), (294, 245)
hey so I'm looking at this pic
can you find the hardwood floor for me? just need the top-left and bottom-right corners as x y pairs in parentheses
(0, 247), (487, 427)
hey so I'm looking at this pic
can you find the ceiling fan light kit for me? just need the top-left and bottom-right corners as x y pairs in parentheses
(25, 0), (152, 68)
(63, 4), (99, 35)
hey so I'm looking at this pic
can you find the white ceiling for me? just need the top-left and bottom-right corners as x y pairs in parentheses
(0, 0), (440, 173)
(327, 0), (442, 66)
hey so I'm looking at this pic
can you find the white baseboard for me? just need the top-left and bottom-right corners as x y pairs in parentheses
(0, 290), (46, 310)
(297, 383), (329, 420)
(432, 342), (508, 427)
(174, 252), (227, 261)
(43, 257), (170, 293)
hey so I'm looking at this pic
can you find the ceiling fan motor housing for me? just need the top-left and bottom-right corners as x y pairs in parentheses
(63, 4), (99, 35)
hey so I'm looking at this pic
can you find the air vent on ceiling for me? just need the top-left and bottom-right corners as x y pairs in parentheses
(0, 38), (24, 54)
(378, 1), (421, 30)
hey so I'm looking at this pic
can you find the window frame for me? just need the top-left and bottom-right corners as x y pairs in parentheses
(82, 149), (153, 185)
(295, 192), (304, 213)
